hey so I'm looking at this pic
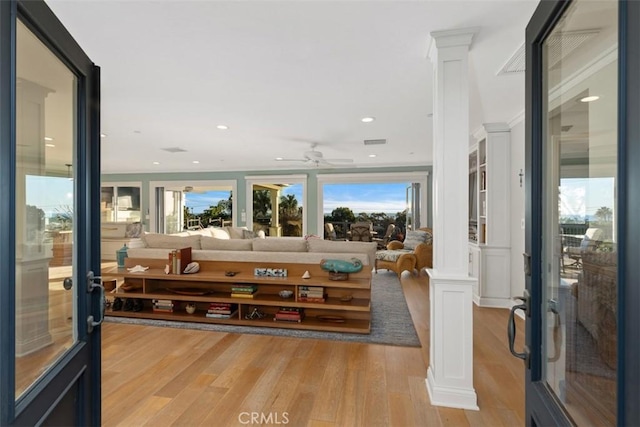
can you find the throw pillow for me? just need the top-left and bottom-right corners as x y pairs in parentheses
(124, 222), (143, 238)
(242, 229), (257, 239)
(226, 226), (248, 239)
(402, 230), (429, 251)
(209, 227), (231, 239)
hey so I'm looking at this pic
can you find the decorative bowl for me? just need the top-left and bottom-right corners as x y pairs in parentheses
(279, 290), (293, 299)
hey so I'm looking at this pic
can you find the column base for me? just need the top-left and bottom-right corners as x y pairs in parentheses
(426, 366), (479, 411)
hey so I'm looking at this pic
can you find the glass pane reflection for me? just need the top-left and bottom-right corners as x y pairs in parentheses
(542, 0), (618, 424)
(15, 20), (77, 398)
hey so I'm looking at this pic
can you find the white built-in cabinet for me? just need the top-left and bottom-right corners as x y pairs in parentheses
(468, 123), (511, 308)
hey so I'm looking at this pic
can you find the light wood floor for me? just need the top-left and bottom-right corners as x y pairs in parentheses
(101, 272), (525, 427)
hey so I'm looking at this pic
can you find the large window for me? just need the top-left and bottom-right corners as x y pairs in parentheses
(101, 182), (141, 223)
(317, 172), (428, 238)
(245, 175), (306, 237)
(149, 180), (237, 234)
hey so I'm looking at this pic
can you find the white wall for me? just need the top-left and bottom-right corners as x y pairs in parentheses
(509, 118), (526, 299)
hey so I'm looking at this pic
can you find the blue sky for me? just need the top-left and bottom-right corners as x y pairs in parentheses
(26, 175), (74, 217)
(560, 177), (615, 218)
(184, 183), (410, 215)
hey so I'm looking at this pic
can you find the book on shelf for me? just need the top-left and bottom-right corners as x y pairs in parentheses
(152, 307), (174, 313)
(230, 292), (259, 299)
(298, 291), (324, 297)
(274, 310), (305, 322)
(231, 285), (258, 291)
(168, 247), (192, 274)
(205, 310), (237, 319)
(299, 285), (324, 292)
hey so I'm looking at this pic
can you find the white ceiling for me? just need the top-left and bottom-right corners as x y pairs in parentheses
(44, 0), (539, 174)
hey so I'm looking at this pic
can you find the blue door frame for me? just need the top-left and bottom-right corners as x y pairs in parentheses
(0, 1), (102, 424)
(523, 0), (640, 425)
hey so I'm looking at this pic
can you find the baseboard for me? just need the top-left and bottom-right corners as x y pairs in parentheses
(475, 296), (512, 309)
(426, 367), (479, 411)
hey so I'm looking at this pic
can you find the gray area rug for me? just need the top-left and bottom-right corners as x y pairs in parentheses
(105, 270), (421, 347)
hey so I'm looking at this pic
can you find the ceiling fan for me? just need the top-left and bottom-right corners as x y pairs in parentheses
(276, 143), (353, 167)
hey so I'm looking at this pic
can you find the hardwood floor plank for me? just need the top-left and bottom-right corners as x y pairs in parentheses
(362, 345), (390, 426)
(309, 343), (350, 422)
(334, 368), (365, 426)
(388, 391), (415, 426)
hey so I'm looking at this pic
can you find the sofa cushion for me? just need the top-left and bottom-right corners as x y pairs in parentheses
(376, 249), (413, 262)
(201, 236), (253, 251)
(142, 233), (202, 249)
(403, 230), (430, 250)
(252, 238), (308, 252)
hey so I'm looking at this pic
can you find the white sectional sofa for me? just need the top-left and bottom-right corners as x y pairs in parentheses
(126, 226), (378, 268)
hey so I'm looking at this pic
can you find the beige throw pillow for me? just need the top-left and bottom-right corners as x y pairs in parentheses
(208, 227), (231, 239)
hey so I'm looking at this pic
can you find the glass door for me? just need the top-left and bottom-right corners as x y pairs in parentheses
(520, 0), (640, 424)
(1, 1), (101, 425)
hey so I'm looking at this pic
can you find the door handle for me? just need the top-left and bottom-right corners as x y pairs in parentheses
(86, 271), (105, 333)
(63, 277), (73, 290)
(547, 299), (562, 362)
(508, 294), (530, 367)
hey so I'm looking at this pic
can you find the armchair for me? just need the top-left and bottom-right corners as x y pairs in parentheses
(373, 224), (395, 249)
(564, 227), (603, 269)
(374, 227), (433, 277)
(349, 222), (373, 242)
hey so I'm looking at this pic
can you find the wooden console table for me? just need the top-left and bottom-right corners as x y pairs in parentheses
(103, 258), (371, 334)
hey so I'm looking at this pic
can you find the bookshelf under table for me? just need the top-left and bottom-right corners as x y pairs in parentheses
(103, 258), (371, 334)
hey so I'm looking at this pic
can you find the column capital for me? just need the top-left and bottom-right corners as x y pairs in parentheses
(427, 27), (479, 62)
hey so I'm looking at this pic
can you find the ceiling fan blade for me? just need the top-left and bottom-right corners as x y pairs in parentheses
(275, 158), (307, 162)
(324, 158), (353, 163)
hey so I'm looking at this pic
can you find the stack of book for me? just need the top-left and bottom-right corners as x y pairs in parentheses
(298, 285), (325, 302)
(231, 285), (258, 298)
(167, 247), (192, 274)
(152, 299), (174, 312)
(206, 303), (238, 319)
(274, 307), (305, 323)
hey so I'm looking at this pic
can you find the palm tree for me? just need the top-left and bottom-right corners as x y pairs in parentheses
(279, 194), (299, 217)
(595, 206), (613, 223)
(253, 189), (272, 219)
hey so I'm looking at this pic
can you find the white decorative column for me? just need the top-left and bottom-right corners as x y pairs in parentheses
(425, 28), (479, 410)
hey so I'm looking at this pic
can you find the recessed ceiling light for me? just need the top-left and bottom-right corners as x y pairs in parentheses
(275, 157), (283, 161)
(368, 154), (377, 158)
(44, 136), (54, 141)
(192, 160), (200, 164)
(100, 133), (107, 138)
(580, 95), (600, 102)
(45, 143), (55, 148)
(216, 125), (229, 130)
(361, 117), (375, 123)
(152, 161), (160, 165)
